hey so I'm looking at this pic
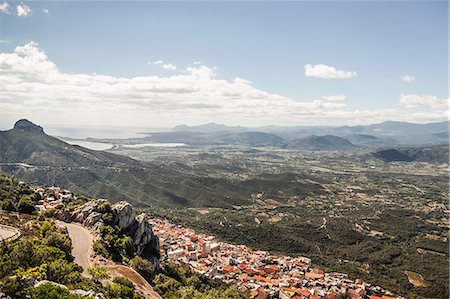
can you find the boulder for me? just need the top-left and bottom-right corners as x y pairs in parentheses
(83, 212), (102, 228)
(92, 219), (104, 232)
(73, 201), (100, 223)
(112, 201), (135, 229)
(53, 209), (72, 222)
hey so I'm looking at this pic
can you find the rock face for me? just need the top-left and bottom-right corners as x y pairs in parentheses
(83, 211), (102, 227)
(54, 200), (160, 270)
(132, 213), (160, 272)
(75, 201), (101, 223)
(14, 119), (44, 134)
(112, 201), (135, 229)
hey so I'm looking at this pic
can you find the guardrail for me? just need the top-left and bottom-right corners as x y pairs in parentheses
(0, 224), (21, 242)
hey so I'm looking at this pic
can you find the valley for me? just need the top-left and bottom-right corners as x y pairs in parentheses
(0, 120), (448, 298)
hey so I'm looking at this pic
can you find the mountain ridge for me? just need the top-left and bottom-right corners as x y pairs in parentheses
(170, 121), (449, 146)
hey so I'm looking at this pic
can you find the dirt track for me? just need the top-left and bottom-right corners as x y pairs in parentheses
(108, 265), (162, 299)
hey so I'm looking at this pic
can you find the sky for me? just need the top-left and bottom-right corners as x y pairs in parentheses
(0, 1), (448, 129)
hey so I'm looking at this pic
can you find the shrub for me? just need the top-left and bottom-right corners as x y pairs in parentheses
(32, 283), (84, 299)
(113, 277), (134, 289)
(47, 259), (82, 284)
(87, 265), (110, 281)
(93, 240), (109, 258)
(42, 232), (72, 259)
(129, 256), (153, 279)
(0, 275), (30, 297)
(40, 221), (52, 237)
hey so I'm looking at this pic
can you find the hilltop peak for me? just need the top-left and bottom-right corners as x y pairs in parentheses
(13, 119), (45, 134)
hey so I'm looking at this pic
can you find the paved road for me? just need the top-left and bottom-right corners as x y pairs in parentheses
(64, 222), (161, 298)
(0, 228), (16, 240)
(0, 225), (20, 241)
(64, 222), (93, 271)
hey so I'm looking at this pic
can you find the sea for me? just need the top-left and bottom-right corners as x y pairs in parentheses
(45, 126), (184, 150)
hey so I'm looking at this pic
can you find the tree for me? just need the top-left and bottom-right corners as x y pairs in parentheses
(17, 195), (35, 213)
(1, 199), (17, 212)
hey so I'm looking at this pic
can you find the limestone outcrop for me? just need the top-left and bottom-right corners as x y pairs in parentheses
(54, 200), (160, 270)
(112, 201), (135, 229)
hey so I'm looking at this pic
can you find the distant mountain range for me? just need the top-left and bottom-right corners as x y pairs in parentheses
(77, 120), (449, 150)
(170, 120), (449, 147)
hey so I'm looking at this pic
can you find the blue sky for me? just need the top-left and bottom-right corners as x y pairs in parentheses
(0, 1), (448, 128)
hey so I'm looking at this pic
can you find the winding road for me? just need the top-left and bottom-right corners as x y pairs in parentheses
(0, 224), (20, 241)
(65, 222), (93, 271)
(64, 222), (161, 299)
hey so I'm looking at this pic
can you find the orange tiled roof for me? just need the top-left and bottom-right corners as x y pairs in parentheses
(300, 288), (311, 297)
(305, 272), (324, 279)
(283, 288), (297, 295)
(324, 291), (338, 299)
(250, 290), (258, 298)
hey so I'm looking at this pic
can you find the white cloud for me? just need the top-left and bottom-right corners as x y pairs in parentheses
(162, 63), (177, 71)
(0, 42), (447, 128)
(42, 8), (49, 14)
(399, 94), (449, 109)
(401, 75), (415, 82)
(193, 61), (202, 65)
(0, 2), (10, 14)
(305, 64), (357, 79)
(149, 60), (163, 65)
(16, 3), (31, 17)
(321, 95), (346, 101)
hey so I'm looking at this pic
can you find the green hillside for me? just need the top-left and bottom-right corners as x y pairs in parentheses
(0, 120), (324, 208)
(288, 135), (357, 151)
(373, 144), (449, 163)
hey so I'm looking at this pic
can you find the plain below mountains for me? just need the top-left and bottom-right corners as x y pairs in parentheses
(0, 119), (325, 208)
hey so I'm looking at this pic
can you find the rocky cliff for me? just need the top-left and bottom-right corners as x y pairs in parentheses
(55, 200), (160, 271)
(13, 119), (45, 134)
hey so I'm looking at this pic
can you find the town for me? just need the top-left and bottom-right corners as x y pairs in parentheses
(150, 218), (402, 299)
(33, 186), (74, 211)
